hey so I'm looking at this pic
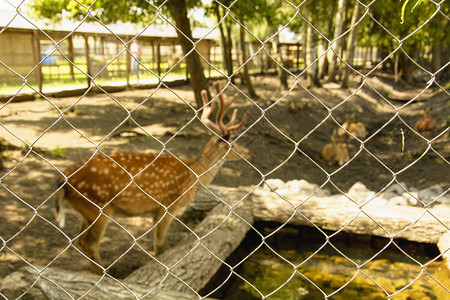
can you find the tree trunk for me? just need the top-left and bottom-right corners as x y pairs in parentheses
(431, 44), (441, 74)
(1, 266), (216, 300)
(214, 4), (234, 82)
(328, 0), (346, 82)
(167, 0), (210, 108)
(319, 5), (337, 79)
(268, 26), (288, 90)
(400, 53), (413, 84)
(394, 53), (400, 82)
(304, 6), (321, 88)
(239, 24), (257, 98)
(341, 1), (361, 88)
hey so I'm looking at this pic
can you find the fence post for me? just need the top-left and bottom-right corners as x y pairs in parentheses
(32, 31), (43, 94)
(207, 41), (211, 79)
(156, 41), (161, 77)
(126, 39), (131, 88)
(84, 35), (92, 86)
(68, 35), (75, 80)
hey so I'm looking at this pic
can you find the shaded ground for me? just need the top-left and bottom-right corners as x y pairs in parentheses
(0, 72), (448, 280)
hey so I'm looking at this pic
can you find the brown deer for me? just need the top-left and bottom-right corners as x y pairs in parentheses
(336, 114), (367, 142)
(415, 108), (436, 132)
(322, 132), (350, 166)
(56, 82), (249, 274)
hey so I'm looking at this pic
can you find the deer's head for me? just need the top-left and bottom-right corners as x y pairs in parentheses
(200, 81), (250, 161)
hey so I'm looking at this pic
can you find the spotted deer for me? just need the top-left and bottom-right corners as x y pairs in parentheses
(56, 82), (249, 274)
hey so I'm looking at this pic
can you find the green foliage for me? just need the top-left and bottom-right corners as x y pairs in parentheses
(29, 0), (448, 74)
(73, 109), (83, 116)
(29, 0), (206, 24)
(30, 0), (161, 24)
(357, 0), (449, 56)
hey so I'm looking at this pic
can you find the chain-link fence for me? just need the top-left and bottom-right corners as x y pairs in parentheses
(0, 0), (449, 299)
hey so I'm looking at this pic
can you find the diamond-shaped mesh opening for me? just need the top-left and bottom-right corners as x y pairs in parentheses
(0, 0), (449, 298)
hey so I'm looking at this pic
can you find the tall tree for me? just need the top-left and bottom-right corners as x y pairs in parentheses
(303, 4), (321, 88)
(328, 0), (347, 82)
(166, 0), (210, 107)
(207, 0), (260, 96)
(212, 2), (234, 82)
(341, 0), (362, 88)
(239, 23), (257, 98)
(362, 0), (449, 83)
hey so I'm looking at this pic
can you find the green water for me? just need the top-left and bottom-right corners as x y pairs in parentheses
(217, 225), (450, 300)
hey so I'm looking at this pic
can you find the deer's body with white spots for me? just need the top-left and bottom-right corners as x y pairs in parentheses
(56, 82), (249, 274)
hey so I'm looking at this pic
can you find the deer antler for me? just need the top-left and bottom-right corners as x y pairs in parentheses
(214, 81), (248, 136)
(200, 89), (221, 133)
(200, 82), (247, 137)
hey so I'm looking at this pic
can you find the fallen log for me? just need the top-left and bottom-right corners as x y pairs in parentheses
(124, 186), (253, 293)
(251, 186), (450, 244)
(0, 266), (207, 300)
(0, 186), (252, 299)
(437, 231), (450, 271)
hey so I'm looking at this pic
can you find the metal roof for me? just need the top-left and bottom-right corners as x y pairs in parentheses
(0, 9), (219, 40)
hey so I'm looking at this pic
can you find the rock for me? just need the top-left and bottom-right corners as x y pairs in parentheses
(384, 183), (409, 195)
(285, 180), (319, 195)
(263, 179), (285, 190)
(418, 184), (444, 203)
(389, 196), (409, 206)
(348, 182), (373, 204)
(265, 179), (327, 197)
(437, 195), (450, 205)
(401, 192), (420, 206)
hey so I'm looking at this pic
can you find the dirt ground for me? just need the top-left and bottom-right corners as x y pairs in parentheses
(0, 72), (448, 281)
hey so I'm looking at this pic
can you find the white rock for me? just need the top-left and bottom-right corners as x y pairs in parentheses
(435, 195), (450, 205)
(389, 196), (409, 206)
(348, 182), (373, 203)
(418, 184), (444, 203)
(348, 182), (369, 194)
(384, 183), (409, 196)
(379, 191), (398, 201)
(264, 179), (285, 191)
(286, 180), (319, 195)
(402, 192), (420, 206)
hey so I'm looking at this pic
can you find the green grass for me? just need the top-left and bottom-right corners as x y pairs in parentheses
(0, 61), (267, 95)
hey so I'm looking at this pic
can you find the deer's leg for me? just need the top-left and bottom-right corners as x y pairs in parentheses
(78, 212), (111, 274)
(77, 218), (89, 247)
(153, 207), (175, 256)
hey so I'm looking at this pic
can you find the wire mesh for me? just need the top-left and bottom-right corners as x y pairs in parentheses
(0, 0), (449, 299)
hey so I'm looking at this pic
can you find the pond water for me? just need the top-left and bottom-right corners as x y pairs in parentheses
(205, 223), (449, 300)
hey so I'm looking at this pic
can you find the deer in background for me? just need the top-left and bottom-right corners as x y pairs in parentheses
(56, 82), (249, 274)
(336, 113), (367, 143)
(415, 108), (436, 132)
(322, 131), (350, 166)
